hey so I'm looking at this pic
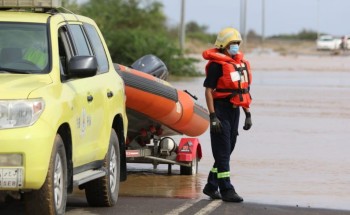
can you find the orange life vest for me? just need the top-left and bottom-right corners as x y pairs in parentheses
(203, 48), (252, 108)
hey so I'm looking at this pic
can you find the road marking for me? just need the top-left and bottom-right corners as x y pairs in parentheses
(66, 209), (99, 215)
(194, 200), (222, 215)
(165, 200), (198, 215)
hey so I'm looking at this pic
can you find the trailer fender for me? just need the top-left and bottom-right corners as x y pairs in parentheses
(176, 137), (202, 162)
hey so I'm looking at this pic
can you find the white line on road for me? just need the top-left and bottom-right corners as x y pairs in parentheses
(165, 200), (199, 215)
(194, 200), (222, 215)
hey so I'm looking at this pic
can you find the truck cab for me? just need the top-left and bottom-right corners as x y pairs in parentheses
(0, 0), (128, 214)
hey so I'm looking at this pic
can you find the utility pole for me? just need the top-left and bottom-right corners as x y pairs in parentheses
(261, 0), (265, 52)
(316, 0), (320, 39)
(179, 0), (186, 54)
(240, 0), (247, 51)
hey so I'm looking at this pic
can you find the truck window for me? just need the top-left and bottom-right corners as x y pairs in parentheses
(0, 23), (49, 73)
(84, 23), (109, 73)
(58, 26), (73, 79)
(59, 24), (95, 80)
(69, 24), (92, 56)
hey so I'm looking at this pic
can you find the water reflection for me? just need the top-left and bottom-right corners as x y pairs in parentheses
(120, 166), (206, 199)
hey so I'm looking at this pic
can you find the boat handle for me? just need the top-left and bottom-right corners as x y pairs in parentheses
(107, 91), (114, 98)
(87, 95), (93, 102)
(184, 90), (198, 100)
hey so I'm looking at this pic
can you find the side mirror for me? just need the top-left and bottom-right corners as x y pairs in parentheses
(67, 56), (97, 78)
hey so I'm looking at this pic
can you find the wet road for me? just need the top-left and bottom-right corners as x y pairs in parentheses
(2, 171), (350, 215)
(2, 177), (350, 215)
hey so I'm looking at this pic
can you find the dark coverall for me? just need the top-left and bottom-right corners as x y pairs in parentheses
(203, 62), (240, 192)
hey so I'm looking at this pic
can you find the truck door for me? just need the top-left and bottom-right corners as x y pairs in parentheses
(59, 24), (104, 167)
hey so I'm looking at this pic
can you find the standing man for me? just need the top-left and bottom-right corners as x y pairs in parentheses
(202, 27), (252, 202)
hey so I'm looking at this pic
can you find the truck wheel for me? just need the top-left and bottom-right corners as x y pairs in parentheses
(24, 134), (67, 215)
(180, 152), (198, 175)
(84, 129), (120, 206)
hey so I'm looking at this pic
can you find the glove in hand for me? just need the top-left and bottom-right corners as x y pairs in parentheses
(243, 112), (252, 130)
(209, 113), (222, 133)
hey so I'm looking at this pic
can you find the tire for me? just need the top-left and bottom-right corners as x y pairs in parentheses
(84, 129), (120, 207)
(180, 152), (198, 175)
(24, 134), (68, 215)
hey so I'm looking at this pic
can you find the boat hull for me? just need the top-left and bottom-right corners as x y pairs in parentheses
(115, 64), (209, 143)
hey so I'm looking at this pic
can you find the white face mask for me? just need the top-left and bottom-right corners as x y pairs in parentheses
(227, 44), (239, 56)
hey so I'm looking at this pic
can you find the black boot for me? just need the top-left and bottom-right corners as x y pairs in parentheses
(203, 184), (221, 199)
(221, 189), (243, 202)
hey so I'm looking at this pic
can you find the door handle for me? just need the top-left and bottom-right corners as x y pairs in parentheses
(87, 95), (93, 102)
(107, 91), (114, 98)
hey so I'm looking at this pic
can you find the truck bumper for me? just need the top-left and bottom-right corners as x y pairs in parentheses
(0, 121), (55, 190)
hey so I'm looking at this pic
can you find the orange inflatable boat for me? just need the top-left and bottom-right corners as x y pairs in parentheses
(114, 55), (209, 145)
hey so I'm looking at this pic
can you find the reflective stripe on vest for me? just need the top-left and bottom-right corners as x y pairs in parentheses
(217, 171), (230, 179)
(210, 168), (218, 173)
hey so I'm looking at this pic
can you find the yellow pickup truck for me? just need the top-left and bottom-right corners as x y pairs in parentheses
(0, 0), (128, 214)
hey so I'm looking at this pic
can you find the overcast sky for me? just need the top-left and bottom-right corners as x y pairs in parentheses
(77, 0), (349, 37)
(160, 0), (348, 37)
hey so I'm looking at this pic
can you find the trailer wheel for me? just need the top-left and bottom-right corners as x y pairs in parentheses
(180, 152), (198, 175)
(84, 129), (120, 206)
(24, 134), (67, 215)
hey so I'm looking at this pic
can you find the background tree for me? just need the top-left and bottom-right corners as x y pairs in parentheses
(65, 0), (200, 76)
(186, 21), (215, 44)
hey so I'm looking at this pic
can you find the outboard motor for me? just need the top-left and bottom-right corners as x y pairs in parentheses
(131, 54), (169, 80)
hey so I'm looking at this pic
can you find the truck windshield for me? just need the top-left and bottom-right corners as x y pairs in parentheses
(0, 23), (49, 74)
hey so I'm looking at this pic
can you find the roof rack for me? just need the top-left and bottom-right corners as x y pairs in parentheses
(0, 0), (61, 8)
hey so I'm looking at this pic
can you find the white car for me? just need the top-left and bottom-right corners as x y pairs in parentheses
(316, 35), (341, 50)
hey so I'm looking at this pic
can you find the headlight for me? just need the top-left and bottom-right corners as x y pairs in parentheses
(0, 99), (45, 129)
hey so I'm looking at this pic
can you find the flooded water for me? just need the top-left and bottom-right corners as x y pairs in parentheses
(120, 70), (350, 211)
